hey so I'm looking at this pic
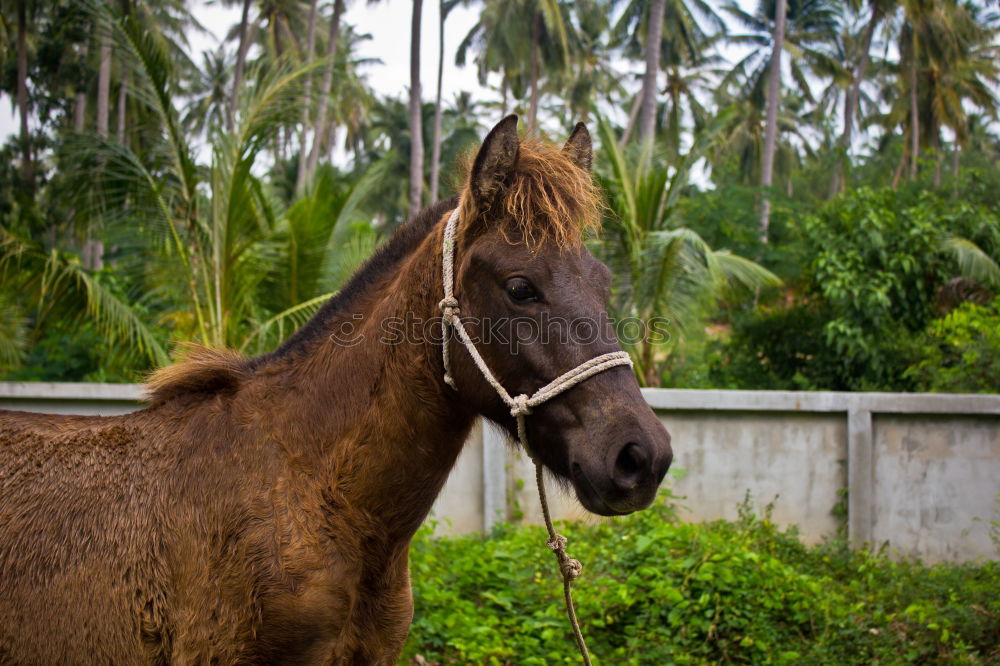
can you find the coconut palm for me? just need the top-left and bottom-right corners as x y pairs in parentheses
(593, 113), (781, 386)
(455, 0), (525, 115)
(612, 0), (726, 145)
(825, 0), (895, 194)
(430, 0), (464, 203)
(722, 0), (839, 237)
(408, 0), (424, 214)
(293, 0), (319, 192)
(60, 10), (380, 351)
(182, 45), (232, 138)
(555, 0), (627, 126)
(869, 1), (999, 186)
(304, 0), (346, 184)
(457, 0), (571, 134)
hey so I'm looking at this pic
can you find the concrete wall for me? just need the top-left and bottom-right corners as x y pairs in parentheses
(2, 382), (998, 562)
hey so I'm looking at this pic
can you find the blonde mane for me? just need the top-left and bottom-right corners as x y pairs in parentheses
(459, 136), (603, 249)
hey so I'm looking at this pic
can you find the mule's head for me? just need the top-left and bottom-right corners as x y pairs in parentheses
(446, 115), (672, 516)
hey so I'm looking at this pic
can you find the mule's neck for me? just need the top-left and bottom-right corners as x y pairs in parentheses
(268, 210), (474, 541)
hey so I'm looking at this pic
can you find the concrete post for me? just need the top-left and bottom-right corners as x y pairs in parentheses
(847, 408), (874, 547)
(482, 421), (508, 532)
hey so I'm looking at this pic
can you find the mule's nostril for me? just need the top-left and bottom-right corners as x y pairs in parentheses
(613, 442), (647, 489)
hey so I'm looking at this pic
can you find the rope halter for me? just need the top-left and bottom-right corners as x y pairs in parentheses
(437, 205), (632, 666)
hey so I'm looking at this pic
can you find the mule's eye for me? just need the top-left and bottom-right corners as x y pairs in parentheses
(506, 277), (538, 303)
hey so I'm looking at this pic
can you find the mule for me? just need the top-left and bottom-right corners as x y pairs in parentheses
(0, 116), (672, 664)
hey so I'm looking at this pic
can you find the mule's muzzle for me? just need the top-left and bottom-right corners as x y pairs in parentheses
(571, 427), (672, 516)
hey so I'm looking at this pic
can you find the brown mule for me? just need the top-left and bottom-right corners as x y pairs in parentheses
(0, 116), (671, 664)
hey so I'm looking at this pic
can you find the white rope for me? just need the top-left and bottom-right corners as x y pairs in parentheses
(438, 206), (632, 666)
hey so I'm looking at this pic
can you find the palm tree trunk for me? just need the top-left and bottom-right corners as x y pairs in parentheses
(909, 57), (919, 180)
(294, 0), (319, 192)
(892, 136), (909, 189)
(96, 7), (111, 139)
(228, 0), (253, 132)
(429, 0), (446, 204)
(528, 10), (541, 135)
(952, 143), (960, 181)
(305, 0), (344, 181)
(759, 0), (787, 243)
(830, 2), (881, 197)
(116, 76), (127, 144)
(16, 0), (32, 188)
(932, 130), (941, 187)
(75, 40), (89, 132)
(639, 0), (665, 144)
(500, 74), (509, 115)
(409, 0), (425, 215)
(620, 92), (642, 148)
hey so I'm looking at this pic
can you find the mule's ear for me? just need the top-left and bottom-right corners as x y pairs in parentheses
(562, 122), (592, 171)
(470, 115), (520, 209)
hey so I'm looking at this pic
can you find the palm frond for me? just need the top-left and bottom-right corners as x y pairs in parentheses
(943, 236), (1000, 289)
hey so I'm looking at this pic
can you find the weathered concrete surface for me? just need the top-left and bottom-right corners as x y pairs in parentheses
(0, 381), (143, 416)
(660, 411), (846, 543)
(427, 422), (484, 535)
(3, 382), (999, 561)
(872, 415), (1000, 562)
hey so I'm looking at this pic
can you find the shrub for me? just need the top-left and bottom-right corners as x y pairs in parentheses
(905, 297), (1000, 393)
(402, 495), (1000, 664)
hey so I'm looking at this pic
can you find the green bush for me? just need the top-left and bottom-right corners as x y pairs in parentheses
(402, 495), (1000, 664)
(905, 297), (1000, 393)
(711, 187), (1000, 391)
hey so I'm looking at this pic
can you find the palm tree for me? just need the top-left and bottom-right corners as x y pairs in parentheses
(409, 0), (424, 214)
(612, 0), (726, 146)
(707, 89), (812, 188)
(97, 1), (112, 137)
(62, 12), (383, 351)
(594, 114), (781, 386)
(455, 0), (525, 115)
(304, 0), (345, 184)
(182, 46), (232, 138)
(227, 0), (253, 131)
(874, 1), (999, 186)
(759, 0), (786, 241)
(557, 0), (627, 126)
(430, 0), (462, 203)
(658, 54), (725, 159)
(293, 0), (319, 192)
(827, 0), (894, 195)
(722, 0), (838, 238)
(458, 0), (570, 135)
(639, 0), (665, 143)
(15, 0), (33, 188)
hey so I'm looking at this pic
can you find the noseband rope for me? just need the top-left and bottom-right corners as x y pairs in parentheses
(438, 207), (632, 665)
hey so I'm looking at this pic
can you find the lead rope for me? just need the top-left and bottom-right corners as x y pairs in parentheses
(438, 207), (631, 665)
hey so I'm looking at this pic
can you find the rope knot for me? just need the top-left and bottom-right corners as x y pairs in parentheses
(510, 394), (532, 418)
(438, 297), (460, 322)
(546, 533), (568, 553)
(562, 557), (583, 581)
(546, 534), (582, 580)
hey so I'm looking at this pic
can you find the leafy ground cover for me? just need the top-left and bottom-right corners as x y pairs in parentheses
(402, 494), (1000, 665)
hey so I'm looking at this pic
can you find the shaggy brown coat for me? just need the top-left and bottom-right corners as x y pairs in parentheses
(0, 117), (671, 664)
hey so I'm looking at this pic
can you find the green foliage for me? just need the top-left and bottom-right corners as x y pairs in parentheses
(905, 297), (1000, 393)
(592, 114), (781, 386)
(713, 186), (1000, 391)
(402, 497), (1000, 665)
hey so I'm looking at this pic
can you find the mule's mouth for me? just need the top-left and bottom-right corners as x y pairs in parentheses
(570, 463), (633, 517)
